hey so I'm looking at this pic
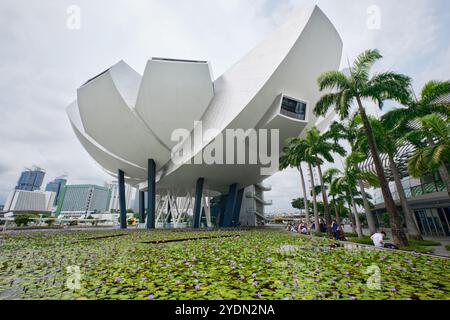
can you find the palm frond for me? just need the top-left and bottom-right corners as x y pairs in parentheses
(317, 70), (350, 92)
(420, 80), (450, 106)
(314, 93), (339, 117)
(352, 49), (383, 83)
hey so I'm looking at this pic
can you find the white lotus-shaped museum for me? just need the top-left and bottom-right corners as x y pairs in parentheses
(67, 5), (343, 203)
(67, 7), (342, 192)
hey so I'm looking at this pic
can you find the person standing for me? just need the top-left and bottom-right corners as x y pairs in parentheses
(332, 220), (340, 240)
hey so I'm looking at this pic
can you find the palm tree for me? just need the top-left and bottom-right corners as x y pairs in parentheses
(328, 116), (378, 235)
(307, 161), (320, 235)
(314, 49), (411, 246)
(383, 80), (450, 130)
(303, 127), (346, 237)
(330, 171), (362, 238)
(323, 168), (345, 233)
(405, 114), (450, 198)
(330, 153), (379, 238)
(280, 138), (311, 230)
(384, 80), (450, 199)
(361, 116), (424, 240)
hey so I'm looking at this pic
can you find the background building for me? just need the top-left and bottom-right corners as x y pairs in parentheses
(15, 167), (45, 191)
(45, 176), (68, 206)
(2, 190), (55, 214)
(56, 185), (111, 216)
(239, 184), (272, 226)
(371, 173), (450, 237)
(105, 181), (134, 212)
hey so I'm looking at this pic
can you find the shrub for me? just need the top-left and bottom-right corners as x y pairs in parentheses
(445, 244), (450, 251)
(14, 214), (34, 227)
(409, 240), (441, 247)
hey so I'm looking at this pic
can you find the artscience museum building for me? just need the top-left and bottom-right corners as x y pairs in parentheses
(67, 6), (343, 229)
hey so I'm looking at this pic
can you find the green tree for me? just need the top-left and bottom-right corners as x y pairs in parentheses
(360, 116), (423, 240)
(327, 115), (378, 235)
(303, 127), (346, 237)
(280, 138), (311, 229)
(405, 114), (450, 198)
(324, 168), (343, 224)
(315, 49), (411, 246)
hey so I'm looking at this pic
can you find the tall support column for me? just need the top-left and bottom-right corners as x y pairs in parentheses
(139, 191), (145, 224)
(147, 159), (156, 230)
(118, 169), (127, 230)
(232, 188), (244, 226)
(193, 178), (205, 228)
(218, 195), (227, 227)
(223, 183), (238, 228)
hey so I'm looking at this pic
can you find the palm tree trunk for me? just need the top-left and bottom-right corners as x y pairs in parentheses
(355, 97), (409, 247)
(308, 163), (320, 235)
(438, 163), (450, 199)
(332, 195), (341, 224)
(349, 188), (363, 238)
(347, 198), (357, 234)
(357, 180), (377, 235)
(298, 164), (311, 230)
(316, 158), (333, 237)
(388, 153), (423, 241)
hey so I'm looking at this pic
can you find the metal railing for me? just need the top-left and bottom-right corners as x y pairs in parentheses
(374, 180), (446, 205)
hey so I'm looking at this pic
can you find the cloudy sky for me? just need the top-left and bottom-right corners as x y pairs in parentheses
(0, 0), (449, 212)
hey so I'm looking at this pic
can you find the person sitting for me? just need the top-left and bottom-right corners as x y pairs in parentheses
(370, 231), (387, 248)
(290, 224), (298, 233)
(300, 225), (308, 234)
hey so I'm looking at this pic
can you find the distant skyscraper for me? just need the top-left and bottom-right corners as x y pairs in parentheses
(56, 185), (111, 216)
(45, 176), (68, 206)
(15, 167), (45, 191)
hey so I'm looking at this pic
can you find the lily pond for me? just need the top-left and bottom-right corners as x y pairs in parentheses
(0, 229), (448, 300)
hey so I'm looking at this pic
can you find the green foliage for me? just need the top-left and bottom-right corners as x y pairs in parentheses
(0, 229), (448, 300)
(348, 236), (374, 246)
(315, 49), (411, 120)
(408, 240), (441, 247)
(404, 114), (450, 178)
(14, 214), (36, 227)
(445, 244), (450, 251)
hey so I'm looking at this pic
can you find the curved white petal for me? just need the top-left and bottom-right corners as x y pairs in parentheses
(67, 101), (148, 181)
(136, 58), (214, 149)
(77, 61), (171, 169)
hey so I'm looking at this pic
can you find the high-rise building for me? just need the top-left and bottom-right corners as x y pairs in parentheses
(45, 176), (68, 206)
(15, 167), (45, 191)
(2, 190), (55, 214)
(56, 185), (111, 216)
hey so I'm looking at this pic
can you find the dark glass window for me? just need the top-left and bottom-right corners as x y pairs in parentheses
(281, 97), (307, 120)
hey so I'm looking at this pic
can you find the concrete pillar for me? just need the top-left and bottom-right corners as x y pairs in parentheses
(223, 183), (238, 228)
(232, 188), (244, 226)
(118, 169), (127, 229)
(218, 195), (227, 227)
(147, 159), (156, 230)
(139, 191), (145, 224)
(193, 178), (205, 228)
